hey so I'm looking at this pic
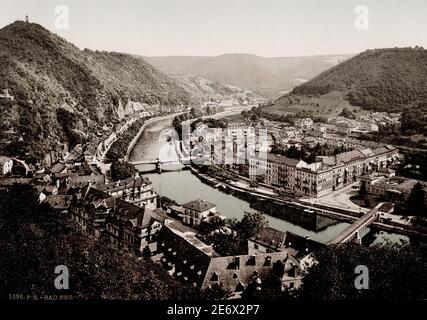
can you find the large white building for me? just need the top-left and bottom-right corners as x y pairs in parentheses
(250, 145), (399, 198)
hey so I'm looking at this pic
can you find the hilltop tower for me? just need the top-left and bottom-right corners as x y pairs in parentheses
(25, 15), (29, 23)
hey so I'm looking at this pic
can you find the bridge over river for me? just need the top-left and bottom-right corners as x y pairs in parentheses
(328, 206), (382, 245)
(131, 157), (191, 166)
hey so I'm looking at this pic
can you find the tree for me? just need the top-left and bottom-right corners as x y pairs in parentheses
(210, 212), (268, 256)
(212, 233), (245, 256)
(172, 116), (182, 138)
(298, 242), (427, 300)
(0, 185), (185, 300)
(199, 283), (232, 300)
(359, 181), (368, 197)
(236, 212), (268, 240)
(110, 160), (137, 181)
(250, 114), (259, 121)
(401, 109), (427, 134)
(407, 182), (426, 216)
(339, 108), (356, 120)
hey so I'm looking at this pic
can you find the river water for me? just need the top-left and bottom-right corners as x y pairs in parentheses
(129, 118), (409, 245)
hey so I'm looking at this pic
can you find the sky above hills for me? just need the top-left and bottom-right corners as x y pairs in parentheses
(1, 0), (426, 57)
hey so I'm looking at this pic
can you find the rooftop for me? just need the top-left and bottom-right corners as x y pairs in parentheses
(182, 199), (216, 212)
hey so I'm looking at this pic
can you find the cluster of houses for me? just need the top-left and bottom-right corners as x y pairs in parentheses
(1, 146), (320, 297)
(294, 113), (400, 137)
(249, 145), (399, 197)
(4, 105), (405, 297)
(360, 168), (427, 206)
(157, 222), (319, 296)
(295, 117), (381, 136)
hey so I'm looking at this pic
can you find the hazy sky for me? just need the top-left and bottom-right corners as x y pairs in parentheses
(1, 0), (426, 57)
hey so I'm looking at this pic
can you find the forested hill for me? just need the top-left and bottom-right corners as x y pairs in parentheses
(0, 21), (190, 160)
(291, 48), (427, 112)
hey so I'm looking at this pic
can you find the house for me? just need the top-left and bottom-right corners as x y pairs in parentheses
(360, 174), (427, 205)
(157, 222), (309, 295)
(336, 122), (356, 135)
(248, 227), (324, 257)
(202, 251), (304, 294)
(357, 122), (379, 132)
(294, 118), (314, 130)
(95, 175), (157, 210)
(69, 186), (166, 254)
(105, 204), (168, 255)
(0, 156), (13, 175)
(0, 177), (33, 190)
(57, 173), (105, 192)
(48, 161), (67, 177)
(180, 199), (218, 227)
(43, 195), (73, 211)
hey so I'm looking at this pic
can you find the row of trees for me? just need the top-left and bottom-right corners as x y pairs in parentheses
(247, 242), (427, 300)
(401, 108), (427, 134)
(271, 143), (352, 163)
(241, 106), (327, 124)
(172, 107), (219, 139)
(106, 119), (146, 161)
(110, 160), (137, 181)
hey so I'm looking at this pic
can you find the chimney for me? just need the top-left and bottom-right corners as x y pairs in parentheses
(136, 213), (144, 226)
(234, 256), (240, 269)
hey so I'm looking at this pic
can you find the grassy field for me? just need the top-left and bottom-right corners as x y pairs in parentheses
(222, 114), (246, 122)
(264, 91), (370, 118)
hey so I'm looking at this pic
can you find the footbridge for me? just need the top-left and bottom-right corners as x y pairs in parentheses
(131, 157), (191, 166)
(328, 206), (381, 245)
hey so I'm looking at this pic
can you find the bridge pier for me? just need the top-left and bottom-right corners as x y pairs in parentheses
(351, 230), (362, 244)
(156, 160), (162, 174)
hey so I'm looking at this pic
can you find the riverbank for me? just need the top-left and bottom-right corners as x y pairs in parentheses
(189, 165), (427, 240)
(125, 113), (183, 161)
(127, 110), (425, 243)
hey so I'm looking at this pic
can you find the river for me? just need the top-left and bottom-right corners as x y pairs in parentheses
(129, 117), (409, 245)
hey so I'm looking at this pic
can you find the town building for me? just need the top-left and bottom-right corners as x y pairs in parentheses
(48, 161), (68, 178)
(95, 175), (158, 210)
(69, 186), (166, 254)
(180, 199), (225, 227)
(359, 174), (427, 205)
(250, 145), (399, 197)
(157, 222), (310, 295)
(357, 122), (379, 132)
(248, 227), (324, 256)
(294, 118), (314, 131)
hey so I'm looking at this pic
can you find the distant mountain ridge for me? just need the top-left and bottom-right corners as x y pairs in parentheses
(291, 48), (427, 112)
(170, 73), (265, 103)
(144, 53), (352, 97)
(0, 21), (191, 161)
